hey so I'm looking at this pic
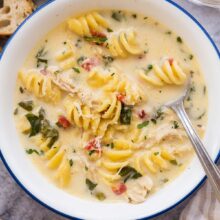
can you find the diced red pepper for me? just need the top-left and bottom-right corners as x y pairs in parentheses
(138, 110), (149, 119)
(168, 58), (174, 65)
(116, 93), (125, 103)
(91, 30), (107, 38)
(112, 183), (127, 195)
(57, 116), (71, 129)
(85, 139), (97, 151)
(81, 57), (99, 72)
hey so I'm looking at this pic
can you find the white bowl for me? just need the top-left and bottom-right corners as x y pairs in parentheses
(0, 0), (219, 219)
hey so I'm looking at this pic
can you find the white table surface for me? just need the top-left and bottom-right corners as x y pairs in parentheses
(0, 0), (219, 219)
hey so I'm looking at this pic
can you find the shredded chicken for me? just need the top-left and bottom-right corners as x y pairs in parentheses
(126, 176), (153, 204)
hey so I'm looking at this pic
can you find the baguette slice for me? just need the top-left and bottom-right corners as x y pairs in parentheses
(0, 0), (35, 36)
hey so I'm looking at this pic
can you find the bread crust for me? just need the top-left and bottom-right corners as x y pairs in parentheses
(0, 0), (35, 36)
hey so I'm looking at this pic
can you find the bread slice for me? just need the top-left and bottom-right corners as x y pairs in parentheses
(0, 0), (35, 36)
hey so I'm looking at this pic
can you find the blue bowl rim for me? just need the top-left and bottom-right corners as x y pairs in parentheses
(0, 0), (219, 219)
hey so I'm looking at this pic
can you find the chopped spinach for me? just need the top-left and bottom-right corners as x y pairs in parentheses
(189, 54), (194, 60)
(102, 55), (114, 66)
(137, 121), (149, 129)
(162, 178), (169, 183)
(84, 36), (107, 45)
(111, 11), (124, 22)
(19, 101), (34, 111)
(19, 87), (24, 93)
(170, 159), (178, 165)
(119, 166), (142, 183)
(172, 121), (179, 129)
(107, 28), (113, 32)
(26, 113), (41, 137)
(35, 47), (48, 68)
(77, 56), (87, 65)
(120, 104), (132, 125)
(145, 64), (153, 74)
(197, 111), (206, 120)
(154, 152), (159, 156)
(86, 178), (97, 191)
(177, 36), (183, 44)
(26, 148), (40, 155)
(72, 67), (80, 73)
(69, 159), (73, 167)
(25, 109), (59, 147)
(95, 192), (106, 201)
(14, 108), (19, 115)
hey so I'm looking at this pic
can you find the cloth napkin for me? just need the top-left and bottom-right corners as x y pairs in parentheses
(180, 165), (220, 220)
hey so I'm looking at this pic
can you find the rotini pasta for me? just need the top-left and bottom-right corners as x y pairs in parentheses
(19, 70), (61, 103)
(32, 136), (71, 187)
(107, 30), (142, 58)
(139, 59), (187, 86)
(67, 11), (109, 36)
(133, 148), (178, 175)
(98, 139), (134, 182)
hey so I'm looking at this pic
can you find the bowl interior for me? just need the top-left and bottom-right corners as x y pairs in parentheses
(0, 0), (219, 219)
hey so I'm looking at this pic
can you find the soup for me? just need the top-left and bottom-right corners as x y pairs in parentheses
(13, 10), (208, 203)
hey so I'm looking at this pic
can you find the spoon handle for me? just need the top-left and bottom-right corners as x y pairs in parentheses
(170, 101), (220, 202)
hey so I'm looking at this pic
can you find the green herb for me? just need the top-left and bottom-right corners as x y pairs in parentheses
(203, 86), (206, 95)
(119, 166), (142, 183)
(84, 36), (107, 45)
(63, 41), (67, 45)
(89, 150), (96, 156)
(73, 67), (80, 73)
(162, 178), (169, 183)
(25, 110), (59, 147)
(102, 56), (114, 66)
(111, 11), (124, 22)
(137, 121), (149, 129)
(26, 148), (40, 155)
(54, 70), (61, 75)
(35, 47), (48, 68)
(132, 14), (137, 19)
(151, 118), (157, 124)
(77, 56), (87, 65)
(170, 159), (178, 165)
(177, 36), (183, 44)
(197, 111), (206, 120)
(107, 28), (113, 32)
(144, 17), (148, 20)
(85, 166), (88, 171)
(165, 31), (172, 35)
(18, 101), (34, 111)
(154, 152), (159, 156)
(189, 54), (194, 60)
(86, 178), (97, 191)
(95, 192), (106, 201)
(19, 87), (24, 93)
(69, 159), (73, 167)
(120, 104), (132, 125)
(145, 64), (153, 74)
(14, 108), (18, 115)
(26, 113), (41, 137)
(172, 121), (179, 129)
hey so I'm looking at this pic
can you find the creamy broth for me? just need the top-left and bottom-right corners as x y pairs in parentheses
(14, 10), (208, 203)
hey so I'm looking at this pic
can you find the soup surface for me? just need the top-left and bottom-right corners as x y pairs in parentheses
(14, 10), (208, 203)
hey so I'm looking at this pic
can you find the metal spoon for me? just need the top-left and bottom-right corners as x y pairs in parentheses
(165, 81), (220, 202)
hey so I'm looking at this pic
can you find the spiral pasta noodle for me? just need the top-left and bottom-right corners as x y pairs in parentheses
(19, 71), (61, 103)
(32, 136), (71, 187)
(139, 59), (187, 86)
(107, 30), (142, 58)
(133, 148), (178, 175)
(98, 139), (134, 182)
(67, 11), (109, 36)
